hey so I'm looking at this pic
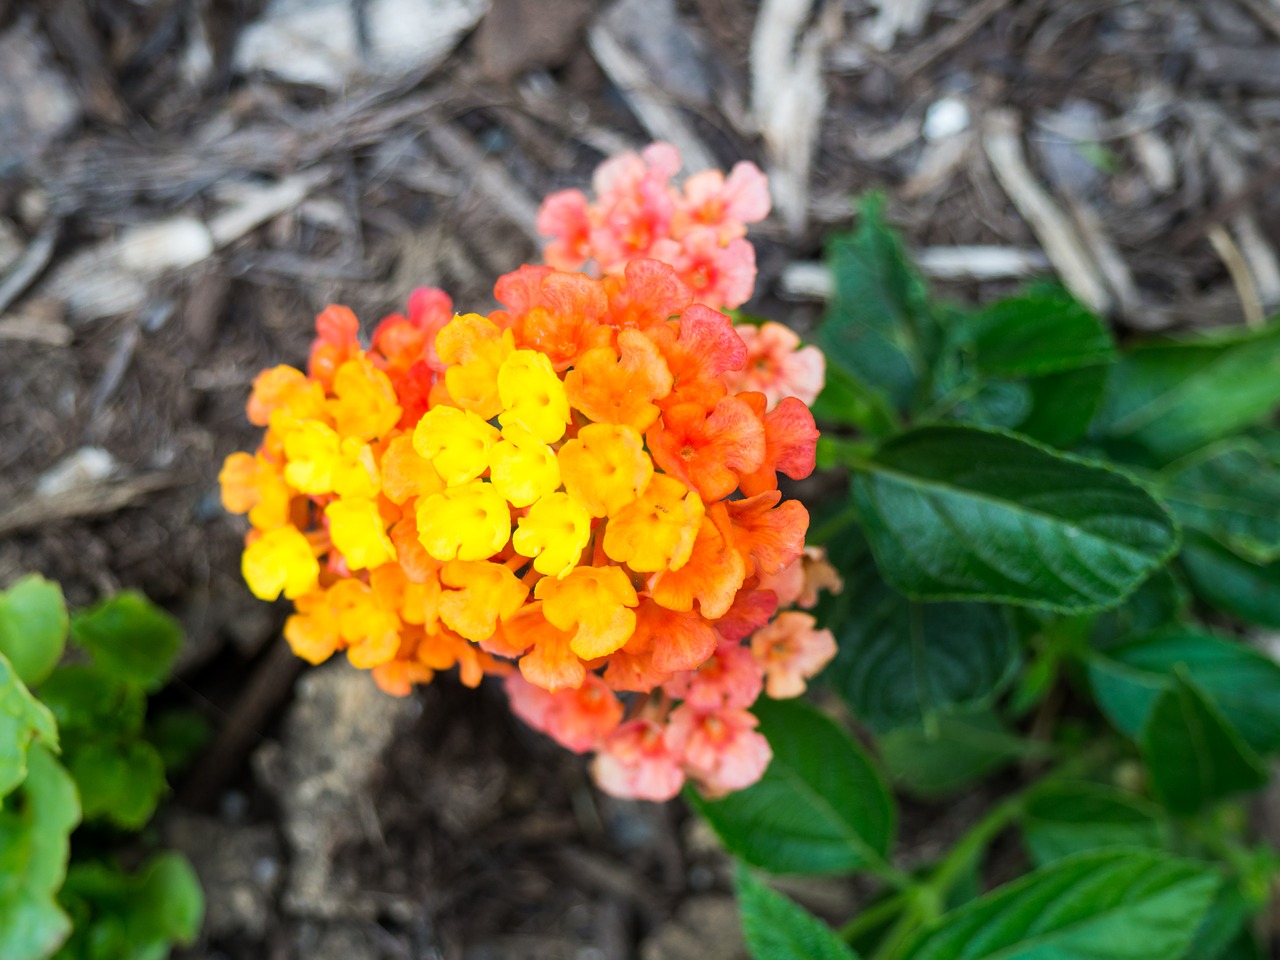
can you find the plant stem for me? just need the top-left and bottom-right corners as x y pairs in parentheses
(838, 891), (909, 943)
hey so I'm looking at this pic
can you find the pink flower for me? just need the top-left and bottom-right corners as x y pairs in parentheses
(593, 719), (686, 801)
(652, 229), (757, 311)
(506, 673), (623, 753)
(723, 322), (826, 409)
(668, 704), (772, 796)
(678, 162), (771, 243)
(536, 190), (593, 271)
(797, 547), (843, 609)
(750, 611), (837, 699)
(665, 641), (763, 711)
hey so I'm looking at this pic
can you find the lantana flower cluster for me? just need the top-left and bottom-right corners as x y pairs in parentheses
(221, 150), (839, 801)
(537, 142), (769, 312)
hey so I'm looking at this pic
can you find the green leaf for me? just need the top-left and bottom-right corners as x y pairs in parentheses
(0, 744), (81, 960)
(70, 593), (182, 691)
(1016, 364), (1111, 450)
(1094, 322), (1280, 464)
(878, 709), (1039, 799)
(824, 545), (1017, 731)
(38, 667), (146, 741)
(735, 866), (858, 960)
(852, 425), (1179, 613)
(1187, 883), (1267, 960)
(146, 709), (211, 775)
(689, 698), (895, 875)
(1160, 439), (1280, 563)
(959, 285), (1116, 379)
(1180, 531), (1280, 628)
(1020, 783), (1165, 867)
(1141, 672), (1267, 814)
(810, 363), (898, 436)
(66, 740), (166, 830)
(0, 576), (68, 688)
(817, 194), (934, 412)
(900, 850), (1220, 960)
(0, 653), (58, 800)
(57, 853), (204, 960)
(1087, 567), (1187, 652)
(1088, 626), (1280, 754)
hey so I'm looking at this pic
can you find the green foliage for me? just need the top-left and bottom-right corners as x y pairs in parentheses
(717, 197), (1280, 957)
(736, 866), (859, 960)
(0, 579), (202, 960)
(690, 698), (894, 875)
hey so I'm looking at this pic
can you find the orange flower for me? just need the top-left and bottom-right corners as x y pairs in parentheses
(536, 566), (638, 660)
(564, 330), (673, 432)
(650, 504), (746, 619)
(647, 396), (765, 501)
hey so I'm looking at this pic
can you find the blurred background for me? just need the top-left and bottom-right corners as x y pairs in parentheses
(2, 1), (1279, 957)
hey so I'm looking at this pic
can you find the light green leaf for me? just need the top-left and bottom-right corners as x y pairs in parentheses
(817, 194), (934, 412)
(0, 745), (81, 960)
(1140, 672), (1267, 815)
(56, 853), (204, 960)
(0, 576), (68, 688)
(38, 667), (146, 741)
(824, 542), (1016, 731)
(852, 425), (1179, 613)
(1020, 783), (1165, 867)
(1088, 626), (1280, 754)
(689, 699), (895, 875)
(1094, 322), (1280, 465)
(959, 285), (1116, 378)
(735, 866), (858, 960)
(0, 653), (58, 800)
(900, 850), (1220, 960)
(66, 740), (166, 831)
(70, 593), (182, 691)
(1160, 439), (1280, 564)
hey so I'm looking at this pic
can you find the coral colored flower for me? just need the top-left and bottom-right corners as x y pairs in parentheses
(667, 704), (772, 796)
(736, 394), (820, 497)
(593, 719), (685, 802)
(648, 396), (766, 501)
(751, 611), (837, 699)
(651, 230), (756, 313)
(665, 642), (763, 711)
(727, 492), (808, 576)
(724, 322), (826, 409)
(242, 527), (319, 601)
(677, 162), (771, 241)
(506, 673), (623, 753)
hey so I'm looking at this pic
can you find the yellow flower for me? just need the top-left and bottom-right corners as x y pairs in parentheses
(489, 423), (560, 507)
(513, 492), (592, 578)
(535, 566), (638, 660)
(557, 423), (653, 518)
(326, 497), (397, 570)
(242, 527), (319, 601)
(416, 481), (511, 561)
(332, 437), (380, 499)
(283, 419), (341, 494)
(437, 313), (514, 419)
(603, 473), (704, 572)
(438, 560), (529, 641)
(412, 405), (500, 486)
(329, 354), (401, 440)
(498, 349), (571, 443)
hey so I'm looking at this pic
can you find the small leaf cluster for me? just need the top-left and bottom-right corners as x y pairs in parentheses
(0, 575), (205, 960)
(709, 196), (1280, 959)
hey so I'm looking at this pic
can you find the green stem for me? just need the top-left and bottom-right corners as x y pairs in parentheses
(838, 891), (909, 943)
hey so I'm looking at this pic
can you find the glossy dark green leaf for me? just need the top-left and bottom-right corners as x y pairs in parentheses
(1160, 439), (1280, 563)
(0, 653), (58, 800)
(0, 576), (68, 688)
(959, 286), (1115, 378)
(1020, 782), (1165, 867)
(1016, 364), (1111, 449)
(1087, 567), (1187, 652)
(1140, 672), (1267, 814)
(817, 194), (934, 412)
(1187, 883), (1267, 960)
(1094, 322), (1280, 464)
(690, 699), (894, 875)
(1088, 626), (1280, 754)
(1181, 531), (1280, 628)
(810, 363), (898, 436)
(852, 425), (1179, 612)
(735, 866), (858, 960)
(878, 710), (1041, 799)
(824, 547), (1016, 731)
(900, 850), (1220, 960)
(0, 745), (80, 960)
(70, 592), (182, 691)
